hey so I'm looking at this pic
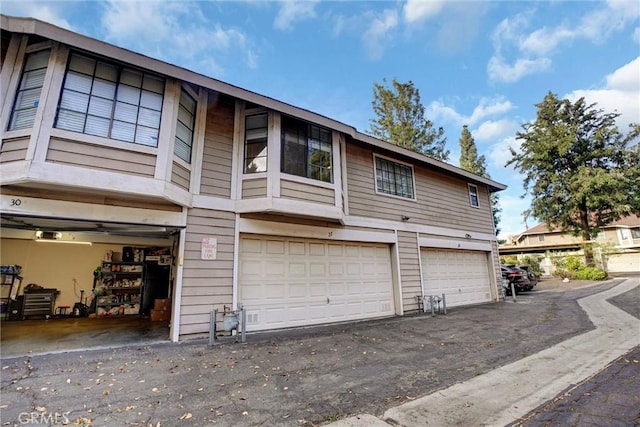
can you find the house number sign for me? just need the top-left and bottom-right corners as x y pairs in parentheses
(201, 237), (218, 260)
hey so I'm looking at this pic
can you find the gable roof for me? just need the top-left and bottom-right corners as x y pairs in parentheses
(1, 14), (506, 193)
(520, 214), (640, 237)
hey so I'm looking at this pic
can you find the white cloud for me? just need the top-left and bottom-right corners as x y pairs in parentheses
(488, 135), (520, 170)
(488, 2), (639, 84)
(565, 56), (640, 131)
(403, 0), (446, 24)
(427, 97), (514, 126)
(473, 119), (519, 141)
(520, 26), (575, 56)
(274, 0), (319, 31)
(100, 1), (254, 76)
(487, 56), (552, 84)
(362, 9), (399, 60)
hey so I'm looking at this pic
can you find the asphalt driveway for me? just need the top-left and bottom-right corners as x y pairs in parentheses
(0, 278), (635, 426)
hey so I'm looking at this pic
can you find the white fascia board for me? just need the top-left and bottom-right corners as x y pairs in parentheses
(0, 160), (31, 184)
(191, 194), (236, 212)
(238, 217), (397, 243)
(1, 160), (192, 207)
(344, 215), (498, 242)
(235, 197), (344, 222)
(1, 194), (186, 226)
(61, 163), (192, 207)
(0, 15), (507, 193)
(419, 236), (493, 252)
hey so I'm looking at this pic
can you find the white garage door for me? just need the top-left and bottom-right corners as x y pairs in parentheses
(421, 249), (492, 308)
(239, 235), (394, 331)
(606, 252), (640, 274)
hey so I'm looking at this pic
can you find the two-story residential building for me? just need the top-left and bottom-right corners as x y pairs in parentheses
(0, 15), (506, 342)
(499, 215), (640, 276)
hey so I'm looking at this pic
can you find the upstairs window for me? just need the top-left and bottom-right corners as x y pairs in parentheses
(55, 53), (165, 147)
(281, 116), (332, 183)
(244, 113), (268, 173)
(8, 49), (51, 130)
(631, 227), (640, 239)
(174, 87), (196, 163)
(468, 184), (479, 207)
(538, 235), (545, 242)
(375, 156), (415, 199)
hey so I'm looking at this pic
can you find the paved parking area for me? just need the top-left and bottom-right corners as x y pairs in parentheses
(1, 278), (637, 426)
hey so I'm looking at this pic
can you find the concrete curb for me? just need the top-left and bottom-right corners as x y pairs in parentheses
(329, 278), (640, 427)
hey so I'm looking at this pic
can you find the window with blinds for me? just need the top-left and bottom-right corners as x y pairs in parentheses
(8, 49), (51, 131)
(174, 87), (196, 163)
(55, 53), (165, 147)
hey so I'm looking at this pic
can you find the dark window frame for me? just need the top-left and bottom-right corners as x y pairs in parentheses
(374, 156), (415, 199)
(280, 115), (333, 183)
(54, 52), (165, 147)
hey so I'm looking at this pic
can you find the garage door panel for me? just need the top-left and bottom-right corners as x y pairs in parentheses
(240, 235), (394, 331)
(421, 249), (491, 308)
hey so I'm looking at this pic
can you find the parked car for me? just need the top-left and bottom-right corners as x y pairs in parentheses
(517, 265), (538, 289)
(501, 264), (532, 295)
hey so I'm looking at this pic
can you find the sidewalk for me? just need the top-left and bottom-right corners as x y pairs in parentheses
(1, 278), (638, 426)
(333, 278), (640, 426)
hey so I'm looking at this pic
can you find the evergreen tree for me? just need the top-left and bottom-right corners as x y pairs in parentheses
(370, 77), (449, 161)
(508, 92), (640, 265)
(458, 125), (501, 235)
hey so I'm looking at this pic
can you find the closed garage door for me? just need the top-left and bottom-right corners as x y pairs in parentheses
(239, 235), (394, 331)
(606, 252), (640, 274)
(421, 249), (492, 308)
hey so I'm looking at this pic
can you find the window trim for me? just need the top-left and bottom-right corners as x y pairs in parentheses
(54, 51), (165, 147)
(373, 154), (417, 201)
(174, 84), (197, 164)
(243, 111), (269, 174)
(280, 115), (333, 184)
(7, 48), (51, 131)
(468, 183), (480, 208)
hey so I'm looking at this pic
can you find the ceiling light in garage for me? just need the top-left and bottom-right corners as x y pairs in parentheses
(34, 231), (92, 245)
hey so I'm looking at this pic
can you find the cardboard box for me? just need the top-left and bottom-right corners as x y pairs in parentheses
(153, 299), (171, 311)
(150, 309), (171, 321)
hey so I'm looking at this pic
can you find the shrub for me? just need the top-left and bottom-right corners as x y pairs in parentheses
(574, 267), (607, 280)
(564, 255), (584, 272)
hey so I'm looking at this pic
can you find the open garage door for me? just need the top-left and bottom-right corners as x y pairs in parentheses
(239, 235), (395, 331)
(421, 249), (492, 308)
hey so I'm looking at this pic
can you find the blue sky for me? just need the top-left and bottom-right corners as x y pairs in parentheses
(3, 0), (639, 239)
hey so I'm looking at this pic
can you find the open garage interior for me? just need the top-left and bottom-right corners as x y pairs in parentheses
(238, 235), (396, 332)
(421, 248), (493, 308)
(0, 214), (182, 349)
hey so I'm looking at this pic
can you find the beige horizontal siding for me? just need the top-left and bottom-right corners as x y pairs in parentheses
(46, 137), (155, 177)
(200, 92), (234, 198)
(0, 137), (29, 163)
(346, 144), (494, 233)
(397, 230), (422, 312)
(280, 179), (335, 205)
(242, 178), (267, 199)
(179, 208), (235, 337)
(171, 161), (190, 190)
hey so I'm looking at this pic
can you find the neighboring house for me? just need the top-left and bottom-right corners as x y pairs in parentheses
(500, 215), (640, 275)
(0, 15), (506, 341)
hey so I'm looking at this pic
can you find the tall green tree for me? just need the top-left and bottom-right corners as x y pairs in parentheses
(508, 92), (640, 265)
(370, 77), (449, 161)
(458, 125), (501, 235)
